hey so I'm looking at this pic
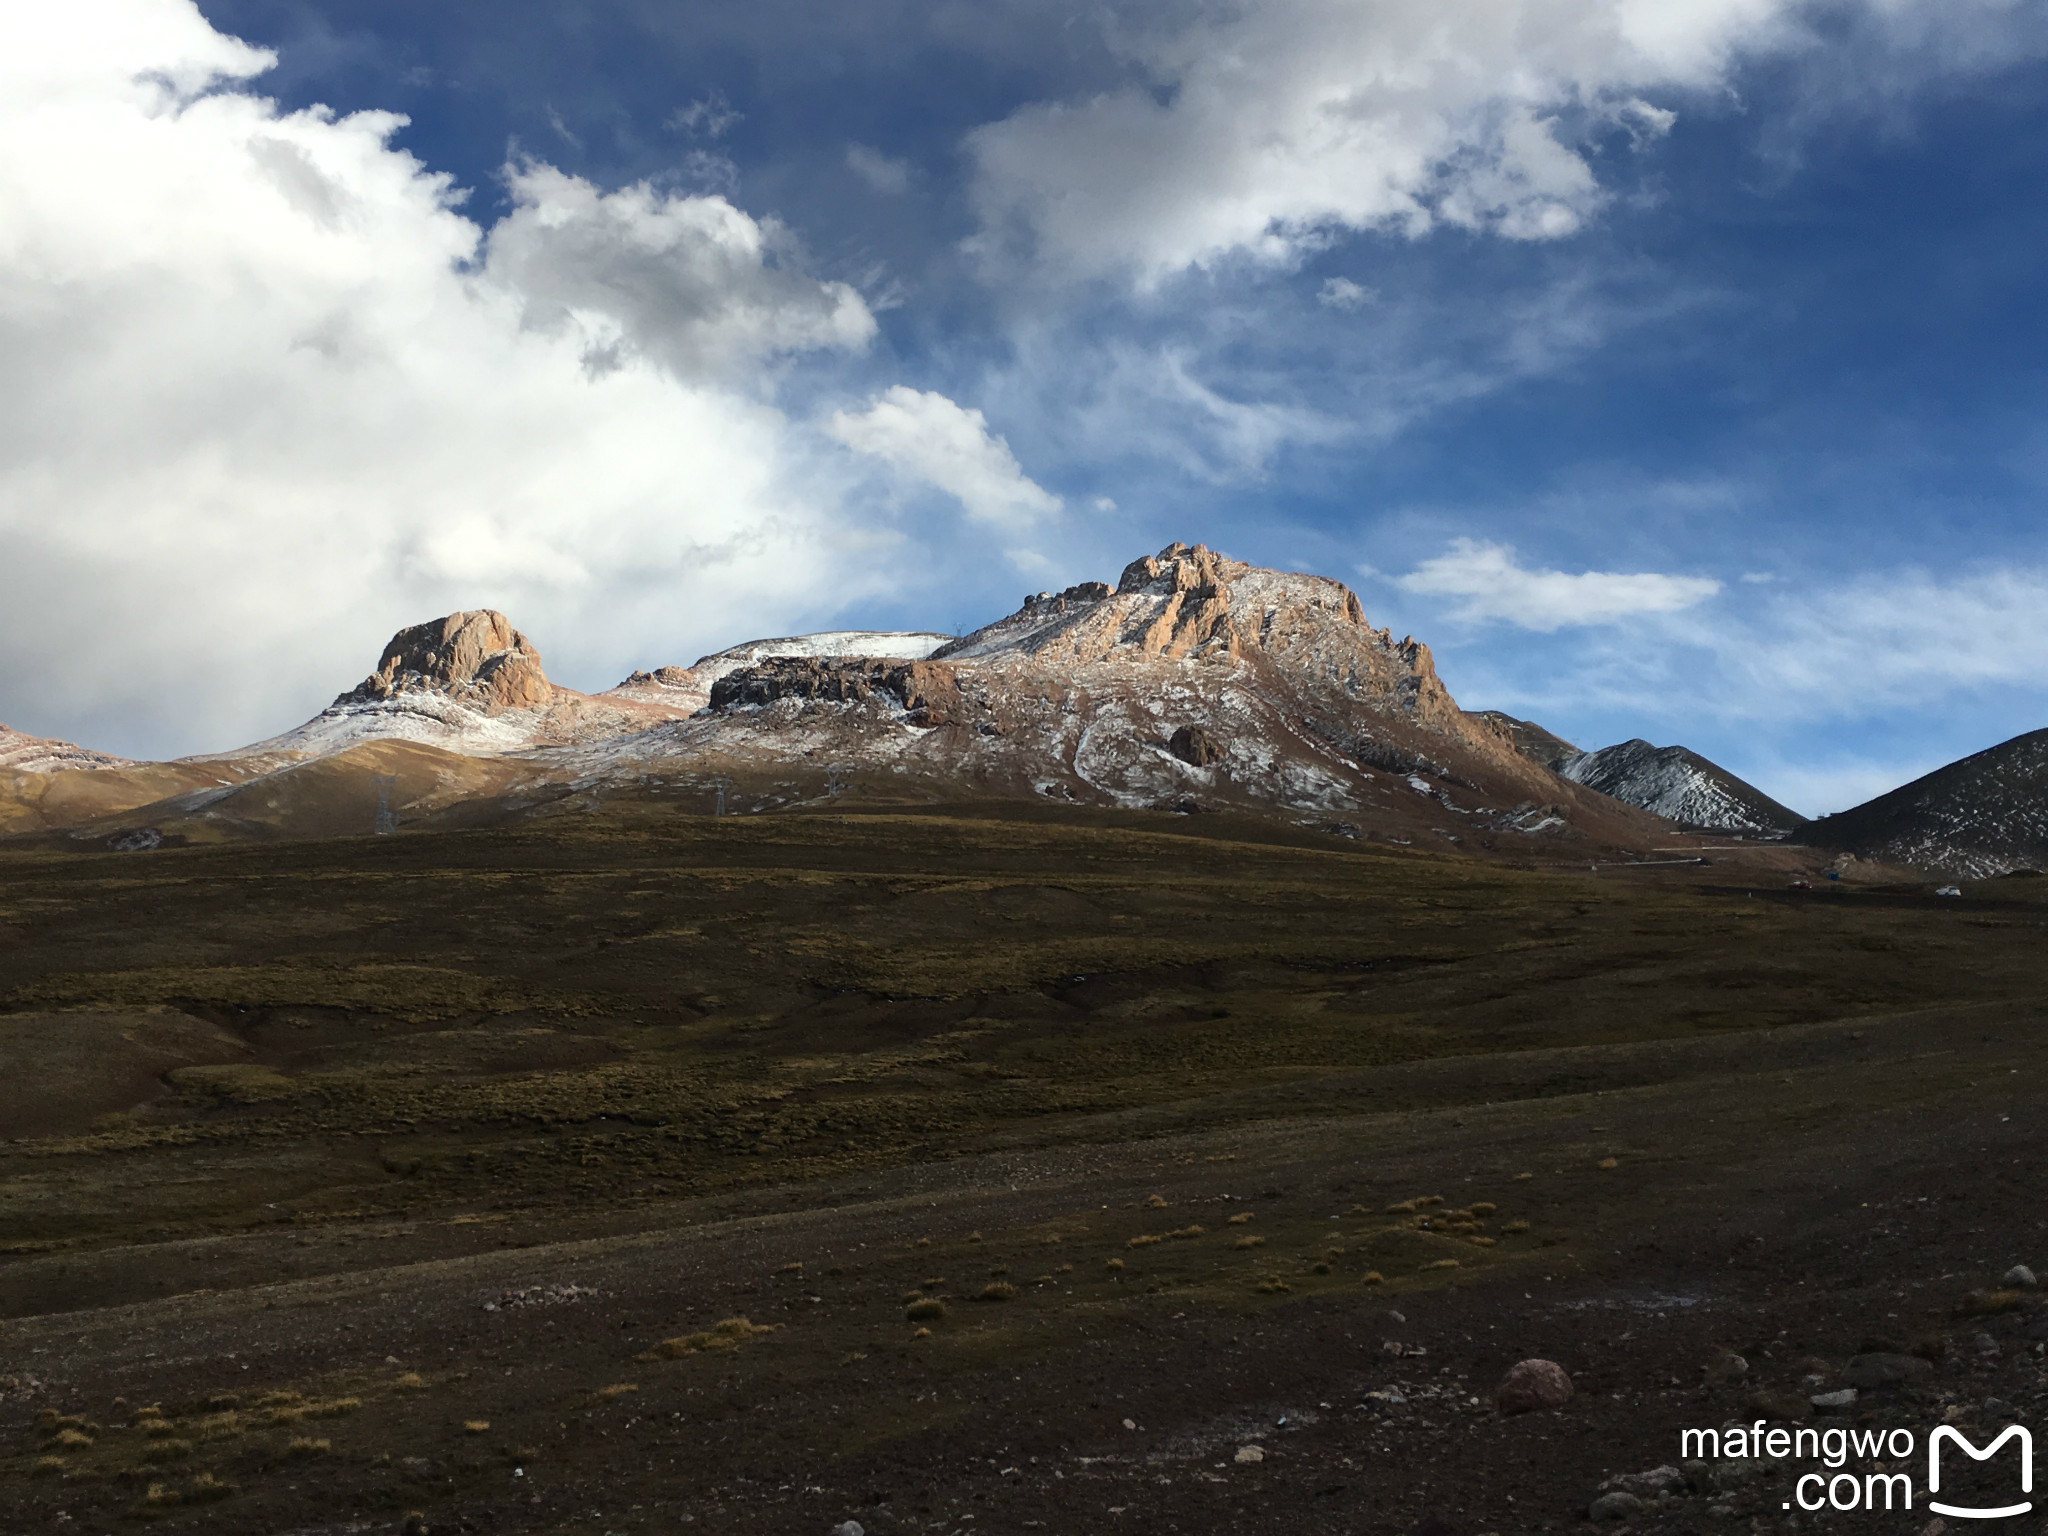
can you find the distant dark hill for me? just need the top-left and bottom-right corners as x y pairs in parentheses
(1806, 728), (2048, 877)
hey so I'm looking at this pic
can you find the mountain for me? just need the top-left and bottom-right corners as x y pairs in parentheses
(1477, 714), (1805, 837)
(1805, 728), (2048, 877)
(1468, 711), (1580, 770)
(1554, 739), (1807, 838)
(0, 542), (1687, 855)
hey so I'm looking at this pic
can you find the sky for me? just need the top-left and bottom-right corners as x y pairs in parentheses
(5, 0), (2048, 812)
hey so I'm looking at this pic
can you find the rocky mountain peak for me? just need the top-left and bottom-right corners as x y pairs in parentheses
(336, 610), (553, 715)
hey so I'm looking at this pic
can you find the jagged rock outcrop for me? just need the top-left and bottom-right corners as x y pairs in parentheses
(711, 658), (963, 728)
(336, 611), (553, 715)
(1169, 725), (1225, 766)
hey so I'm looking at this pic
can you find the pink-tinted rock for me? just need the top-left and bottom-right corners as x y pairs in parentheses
(1497, 1358), (1574, 1414)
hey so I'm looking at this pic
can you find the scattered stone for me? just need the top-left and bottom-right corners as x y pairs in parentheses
(830, 1523), (865, 1536)
(1602, 1465), (1685, 1499)
(1811, 1388), (1858, 1413)
(1969, 1331), (2002, 1361)
(1919, 1519), (1946, 1536)
(1590, 1490), (1645, 1521)
(1843, 1353), (1934, 1390)
(2004, 1265), (2038, 1289)
(1496, 1358), (1574, 1415)
(1235, 1445), (1265, 1464)
(107, 828), (162, 852)
(1704, 1350), (1749, 1384)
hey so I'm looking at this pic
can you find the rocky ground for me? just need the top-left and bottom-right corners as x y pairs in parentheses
(1, 803), (2043, 1534)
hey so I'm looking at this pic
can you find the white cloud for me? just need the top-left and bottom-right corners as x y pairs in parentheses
(846, 143), (912, 195)
(1397, 538), (1721, 629)
(667, 91), (740, 138)
(0, 0), (888, 758)
(482, 162), (876, 381)
(827, 386), (1062, 527)
(1318, 277), (1374, 310)
(964, 0), (1946, 282)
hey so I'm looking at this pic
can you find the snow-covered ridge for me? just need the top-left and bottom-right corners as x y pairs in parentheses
(1, 723), (133, 774)
(1556, 739), (1805, 836)
(685, 631), (954, 685)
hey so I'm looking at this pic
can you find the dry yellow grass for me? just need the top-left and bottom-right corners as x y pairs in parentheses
(1227, 1212), (1254, 1225)
(462, 1421), (490, 1435)
(1598, 1157), (1619, 1170)
(282, 1437), (331, 1458)
(1502, 1218), (1530, 1233)
(976, 1282), (1016, 1302)
(1234, 1235), (1264, 1250)
(906, 1297), (947, 1321)
(644, 1316), (781, 1359)
(1362, 1270), (1385, 1285)
(1470, 1201), (1497, 1216)
(394, 1371), (426, 1389)
(1254, 1276), (1290, 1294)
(596, 1383), (639, 1399)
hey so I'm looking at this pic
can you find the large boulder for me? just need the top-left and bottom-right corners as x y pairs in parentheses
(1497, 1358), (1574, 1414)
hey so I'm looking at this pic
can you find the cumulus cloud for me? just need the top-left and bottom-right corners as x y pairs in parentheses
(1397, 538), (1721, 629)
(827, 386), (1062, 526)
(483, 163), (876, 381)
(965, 0), (1825, 281)
(0, 0), (884, 758)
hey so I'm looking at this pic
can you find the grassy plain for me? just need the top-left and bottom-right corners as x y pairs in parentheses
(2, 803), (2045, 1533)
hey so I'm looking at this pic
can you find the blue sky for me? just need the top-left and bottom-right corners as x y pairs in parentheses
(6, 1), (2048, 811)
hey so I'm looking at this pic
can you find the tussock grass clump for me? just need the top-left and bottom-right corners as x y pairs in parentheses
(1255, 1276), (1290, 1294)
(305, 1397), (360, 1419)
(976, 1282), (1016, 1302)
(1127, 1233), (1162, 1247)
(1362, 1270), (1385, 1285)
(394, 1372), (426, 1389)
(53, 1427), (95, 1449)
(1469, 1236), (1496, 1247)
(1502, 1219), (1530, 1234)
(1470, 1202), (1497, 1216)
(1597, 1157), (1619, 1170)
(462, 1421), (490, 1435)
(142, 1439), (194, 1462)
(1234, 1235), (1265, 1250)
(906, 1298), (947, 1321)
(1106, 1258), (1124, 1270)
(187, 1470), (235, 1502)
(595, 1383), (638, 1399)
(1145, 1194), (1168, 1208)
(644, 1316), (781, 1359)
(1227, 1212), (1254, 1225)
(1311, 1262), (1332, 1275)
(32, 1456), (65, 1477)
(141, 1480), (181, 1508)
(1423, 1258), (1460, 1271)
(255, 1390), (305, 1409)
(281, 1437), (330, 1458)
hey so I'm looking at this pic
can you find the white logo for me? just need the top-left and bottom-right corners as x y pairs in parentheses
(1928, 1425), (2033, 1519)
